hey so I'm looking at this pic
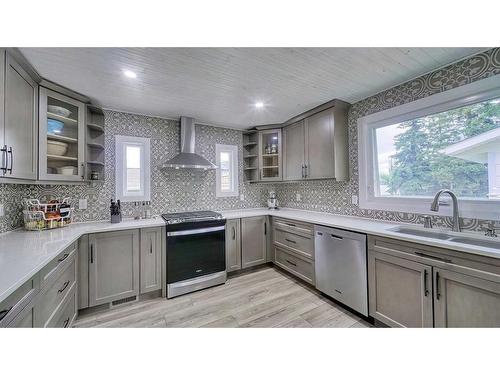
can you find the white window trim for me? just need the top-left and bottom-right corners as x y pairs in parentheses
(115, 135), (151, 202)
(215, 144), (239, 198)
(358, 74), (500, 221)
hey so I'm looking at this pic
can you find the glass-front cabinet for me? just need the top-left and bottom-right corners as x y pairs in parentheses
(39, 87), (85, 181)
(258, 129), (282, 181)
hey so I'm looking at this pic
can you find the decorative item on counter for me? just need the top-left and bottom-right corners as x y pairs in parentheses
(145, 201), (152, 219)
(133, 202), (141, 220)
(90, 171), (99, 180)
(110, 199), (122, 223)
(141, 201), (147, 219)
(23, 198), (73, 231)
(267, 191), (279, 209)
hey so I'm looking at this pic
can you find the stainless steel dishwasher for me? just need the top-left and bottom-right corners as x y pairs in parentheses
(314, 225), (368, 316)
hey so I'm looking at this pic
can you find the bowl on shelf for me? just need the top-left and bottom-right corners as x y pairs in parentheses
(48, 105), (71, 118)
(47, 119), (64, 134)
(47, 140), (68, 156)
(56, 166), (78, 176)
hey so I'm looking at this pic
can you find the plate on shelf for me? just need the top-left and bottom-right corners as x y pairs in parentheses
(48, 105), (72, 118)
(47, 140), (68, 156)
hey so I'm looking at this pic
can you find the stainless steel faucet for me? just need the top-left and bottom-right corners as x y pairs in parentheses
(430, 189), (461, 232)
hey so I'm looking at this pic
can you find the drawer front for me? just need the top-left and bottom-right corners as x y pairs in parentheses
(39, 242), (77, 288)
(47, 291), (76, 328)
(273, 218), (314, 237)
(274, 228), (314, 259)
(36, 259), (76, 327)
(0, 277), (38, 327)
(275, 246), (315, 285)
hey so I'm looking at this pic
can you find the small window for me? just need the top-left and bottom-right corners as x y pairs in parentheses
(216, 144), (239, 197)
(115, 135), (151, 202)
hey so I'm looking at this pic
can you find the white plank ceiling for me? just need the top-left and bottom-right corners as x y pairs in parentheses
(20, 48), (485, 129)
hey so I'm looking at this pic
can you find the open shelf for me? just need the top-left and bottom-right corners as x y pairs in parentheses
(262, 153), (279, 157)
(87, 142), (105, 150)
(262, 165), (279, 169)
(87, 123), (104, 132)
(86, 160), (104, 166)
(244, 154), (258, 158)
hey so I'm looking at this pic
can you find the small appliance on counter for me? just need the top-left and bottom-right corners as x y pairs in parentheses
(23, 198), (73, 231)
(110, 199), (122, 223)
(267, 191), (279, 209)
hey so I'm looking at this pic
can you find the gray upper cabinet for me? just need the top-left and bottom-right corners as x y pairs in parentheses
(1, 51), (38, 180)
(241, 216), (268, 269)
(140, 227), (162, 294)
(88, 230), (140, 307)
(283, 120), (305, 181)
(433, 267), (500, 327)
(368, 250), (433, 327)
(259, 129), (282, 181)
(0, 50), (5, 166)
(283, 101), (349, 182)
(39, 87), (86, 182)
(226, 219), (242, 272)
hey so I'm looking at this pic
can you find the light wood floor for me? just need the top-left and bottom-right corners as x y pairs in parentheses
(74, 266), (373, 328)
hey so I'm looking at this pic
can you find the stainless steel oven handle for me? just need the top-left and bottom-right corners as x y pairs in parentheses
(167, 226), (226, 237)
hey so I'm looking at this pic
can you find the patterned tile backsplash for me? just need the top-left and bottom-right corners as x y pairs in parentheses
(1, 48), (499, 234)
(0, 112), (272, 233)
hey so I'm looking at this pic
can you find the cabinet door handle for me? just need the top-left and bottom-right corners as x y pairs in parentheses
(423, 269), (429, 297)
(232, 227), (236, 240)
(330, 234), (343, 240)
(81, 163), (85, 180)
(7, 147), (13, 174)
(90, 244), (94, 263)
(285, 238), (296, 244)
(286, 259), (297, 267)
(58, 280), (70, 294)
(63, 317), (70, 328)
(301, 165), (305, 178)
(435, 271), (441, 300)
(57, 253), (69, 262)
(0, 145), (7, 173)
(150, 239), (153, 254)
(304, 164), (308, 178)
(264, 222), (267, 236)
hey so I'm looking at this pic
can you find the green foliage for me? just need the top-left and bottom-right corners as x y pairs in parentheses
(384, 98), (500, 198)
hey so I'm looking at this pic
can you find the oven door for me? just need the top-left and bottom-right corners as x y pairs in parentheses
(167, 222), (226, 284)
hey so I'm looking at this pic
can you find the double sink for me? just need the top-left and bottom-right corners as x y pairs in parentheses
(387, 226), (500, 250)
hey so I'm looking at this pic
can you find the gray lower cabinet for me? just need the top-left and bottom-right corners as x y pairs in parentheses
(88, 229), (140, 307)
(226, 219), (242, 272)
(368, 250), (433, 327)
(433, 267), (500, 327)
(1, 51), (38, 180)
(241, 216), (267, 268)
(140, 227), (162, 294)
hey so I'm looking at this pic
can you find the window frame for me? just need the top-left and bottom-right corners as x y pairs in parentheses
(358, 74), (500, 220)
(115, 135), (151, 202)
(215, 144), (239, 198)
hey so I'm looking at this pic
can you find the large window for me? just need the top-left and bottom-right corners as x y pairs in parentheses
(115, 135), (151, 202)
(216, 144), (239, 197)
(358, 75), (500, 220)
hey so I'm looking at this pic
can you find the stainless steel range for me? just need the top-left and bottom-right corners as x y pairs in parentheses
(162, 211), (226, 298)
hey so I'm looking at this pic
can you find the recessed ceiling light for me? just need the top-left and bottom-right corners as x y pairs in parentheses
(123, 70), (137, 79)
(255, 101), (264, 109)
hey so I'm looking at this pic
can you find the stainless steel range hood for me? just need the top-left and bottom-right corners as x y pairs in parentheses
(162, 117), (217, 170)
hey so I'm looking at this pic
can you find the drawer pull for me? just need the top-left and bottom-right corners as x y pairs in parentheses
(0, 307), (13, 322)
(232, 227), (236, 240)
(57, 253), (69, 262)
(331, 234), (343, 240)
(285, 238), (297, 244)
(63, 317), (70, 328)
(286, 259), (297, 267)
(58, 281), (70, 294)
(414, 251), (451, 263)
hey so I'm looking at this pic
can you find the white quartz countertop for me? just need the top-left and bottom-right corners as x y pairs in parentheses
(2, 207), (500, 304)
